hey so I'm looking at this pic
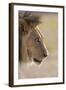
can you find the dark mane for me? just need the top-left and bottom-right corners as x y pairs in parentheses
(19, 12), (42, 37)
(19, 12), (41, 26)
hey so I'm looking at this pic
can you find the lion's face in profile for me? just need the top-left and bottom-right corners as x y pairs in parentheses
(19, 12), (48, 65)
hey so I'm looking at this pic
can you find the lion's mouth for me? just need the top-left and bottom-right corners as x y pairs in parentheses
(33, 58), (42, 64)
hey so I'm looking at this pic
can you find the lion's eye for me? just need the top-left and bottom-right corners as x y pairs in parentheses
(35, 37), (40, 42)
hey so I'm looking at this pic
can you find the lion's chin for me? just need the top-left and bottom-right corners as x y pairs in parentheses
(33, 58), (42, 65)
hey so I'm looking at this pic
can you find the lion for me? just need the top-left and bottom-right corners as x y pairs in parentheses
(19, 11), (48, 65)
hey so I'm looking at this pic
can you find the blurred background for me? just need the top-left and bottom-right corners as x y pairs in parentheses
(18, 12), (58, 79)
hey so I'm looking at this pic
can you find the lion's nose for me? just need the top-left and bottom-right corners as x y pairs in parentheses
(44, 53), (47, 57)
